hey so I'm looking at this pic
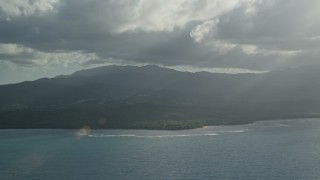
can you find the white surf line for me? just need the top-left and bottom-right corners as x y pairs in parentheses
(258, 123), (290, 128)
(88, 133), (219, 138)
(274, 123), (290, 127)
(201, 129), (249, 133)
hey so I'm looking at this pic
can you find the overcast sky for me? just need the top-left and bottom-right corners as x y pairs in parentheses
(0, 0), (320, 84)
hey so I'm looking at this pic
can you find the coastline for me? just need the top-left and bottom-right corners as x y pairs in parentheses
(1, 117), (319, 131)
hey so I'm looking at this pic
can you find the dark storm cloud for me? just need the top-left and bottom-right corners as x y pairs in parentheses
(0, 0), (243, 69)
(1, 0), (320, 75)
(215, 0), (320, 51)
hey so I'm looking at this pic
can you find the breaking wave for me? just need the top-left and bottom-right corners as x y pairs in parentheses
(202, 129), (249, 133)
(88, 133), (219, 138)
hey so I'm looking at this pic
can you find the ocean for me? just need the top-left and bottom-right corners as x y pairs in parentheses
(1, 118), (320, 179)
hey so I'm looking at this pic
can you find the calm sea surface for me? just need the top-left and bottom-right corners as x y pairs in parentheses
(1, 119), (320, 180)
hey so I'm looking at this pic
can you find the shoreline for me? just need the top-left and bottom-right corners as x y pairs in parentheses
(0, 117), (319, 131)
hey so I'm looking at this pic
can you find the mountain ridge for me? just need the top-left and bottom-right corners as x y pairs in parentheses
(1, 65), (320, 130)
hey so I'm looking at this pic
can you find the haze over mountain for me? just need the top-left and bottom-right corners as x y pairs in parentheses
(1, 65), (319, 129)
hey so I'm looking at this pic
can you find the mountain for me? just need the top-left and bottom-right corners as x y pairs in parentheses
(1, 65), (320, 130)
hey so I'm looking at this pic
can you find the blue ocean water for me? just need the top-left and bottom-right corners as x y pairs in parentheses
(1, 119), (320, 179)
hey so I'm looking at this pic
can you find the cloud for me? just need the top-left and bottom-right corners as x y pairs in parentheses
(0, 43), (98, 67)
(111, 0), (242, 33)
(187, 0), (320, 69)
(214, 0), (320, 51)
(0, 0), (59, 20)
(1, 0), (320, 84)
